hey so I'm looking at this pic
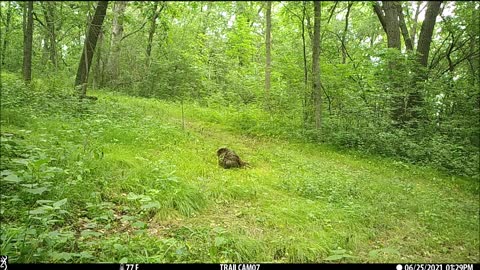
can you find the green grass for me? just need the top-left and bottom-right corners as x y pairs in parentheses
(1, 76), (478, 263)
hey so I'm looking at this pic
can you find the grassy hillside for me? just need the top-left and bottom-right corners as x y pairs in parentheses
(1, 74), (478, 263)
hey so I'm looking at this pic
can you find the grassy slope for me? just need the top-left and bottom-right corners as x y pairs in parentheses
(1, 87), (478, 263)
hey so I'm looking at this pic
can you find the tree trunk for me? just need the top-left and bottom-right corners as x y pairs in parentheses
(384, 2), (401, 49)
(468, 34), (479, 86)
(41, 2), (58, 69)
(410, 1), (423, 49)
(146, 2), (164, 67)
(341, 2), (353, 64)
(302, 1), (309, 126)
(75, 1), (108, 96)
(1, 1), (12, 67)
(374, 1), (403, 124)
(407, 1), (442, 125)
(107, 1), (127, 85)
(265, 1), (272, 109)
(93, 29), (104, 89)
(374, 1), (400, 49)
(312, 1), (322, 131)
(23, 1), (33, 83)
(417, 1), (442, 68)
(396, 2), (413, 51)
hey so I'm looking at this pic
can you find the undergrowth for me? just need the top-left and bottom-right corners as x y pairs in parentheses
(1, 73), (478, 263)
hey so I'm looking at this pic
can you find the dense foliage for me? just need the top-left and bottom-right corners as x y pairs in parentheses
(2, 1), (478, 178)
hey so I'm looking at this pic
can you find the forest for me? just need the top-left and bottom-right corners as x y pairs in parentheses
(0, 0), (479, 263)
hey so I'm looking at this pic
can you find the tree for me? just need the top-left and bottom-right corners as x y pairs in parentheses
(1, 1), (12, 67)
(146, 2), (165, 67)
(416, 1), (442, 68)
(408, 1), (442, 124)
(312, 1), (322, 131)
(31, 2), (58, 68)
(302, 1), (309, 125)
(341, 2), (353, 64)
(107, 1), (127, 85)
(22, 1), (33, 83)
(409, 1), (425, 48)
(41, 2), (58, 69)
(93, 29), (104, 89)
(265, 1), (272, 109)
(374, 1), (401, 49)
(397, 2), (414, 51)
(74, 1), (108, 97)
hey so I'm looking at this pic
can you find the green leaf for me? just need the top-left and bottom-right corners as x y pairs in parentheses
(36, 200), (54, 204)
(79, 251), (94, 259)
(121, 215), (135, 222)
(331, 248), (347, 254)
(3, 173), (22, 183)
(127, 193), (142, 200)
(368, 250), (379, 258)
(32, 158), (50, 169)
(24, 187), (48, 195)
(1, 170), (14, 176)
(53, 198), (68, 208)
(141, 201), (160, 210)
(325, 254), (346, 261)
(21, 183), (38, 188)
(215, 236), (226, 247)
(80, 230), (102, 237)
(29, 206), (51, 215)
(50, 252), (74, 262)
(132, 221), (147, 229)
(119, 257), (128, 264)
(13, 159), (29, 166)
(46, 219), (62, 225)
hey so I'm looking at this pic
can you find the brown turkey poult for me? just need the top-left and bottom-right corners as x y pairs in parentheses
(216, 148), (248, 169)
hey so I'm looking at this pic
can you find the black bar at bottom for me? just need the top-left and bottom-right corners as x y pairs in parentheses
(6, 263), (480, 270)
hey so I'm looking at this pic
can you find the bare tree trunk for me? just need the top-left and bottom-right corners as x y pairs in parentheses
(417, 1), (442, 68)
(23, 1), (33, 83)
(1, 1), (12, 67)
(312, 1), (322, 131)
(41, 2), (58, 69)
(93, 29), (104, 89)
(410, 1), (423, 49)
(385, 2), (400, 49)
(468, 34), (479, 86)
(374, 1), (400, 49)
(265, 1), (272, 109)
(341, 2), (353, 64)
(75, 1), (109, 96)
(302, 1), (309, 126)
(396, 2), (413, 51)
(146, 2), (165, 67)
(107, 1), (127, 85)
